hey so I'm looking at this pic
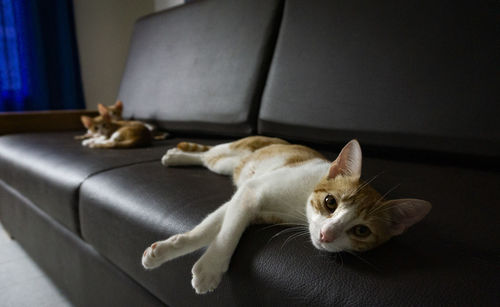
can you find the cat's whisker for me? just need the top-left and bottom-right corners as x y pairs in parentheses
(280, 232), (310, 249)
(259, 223), (308, 231)
(337, 253), (344, 268)
(368, 202), (402, 217)
(352, 171), (385, 196)
(259, 211), (308, 223)
(280, 210), (308, 221)
(371, 216), (396, 223)
(376, 184), (401, 205)
(269, 227), (307, 243)
(367, 184), (401, 216)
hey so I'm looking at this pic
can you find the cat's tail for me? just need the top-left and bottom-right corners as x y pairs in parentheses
(177, 142), (212, 152)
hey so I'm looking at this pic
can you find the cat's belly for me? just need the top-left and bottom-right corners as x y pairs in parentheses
(234, 144), (325, 186)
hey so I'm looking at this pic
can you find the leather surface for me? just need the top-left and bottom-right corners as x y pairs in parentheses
(0, 131), (225, 233)
(0, 180), (165, 307)
(118, 0), (283, 136)
(259, 0), (500, 156)
(79, 142), (500, 306)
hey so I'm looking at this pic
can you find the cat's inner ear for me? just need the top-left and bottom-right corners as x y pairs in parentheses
(385, 199), (432, 236)
(328, 139), (362, 180)
(97, 103), (107, 115)
(81, 116), (93, 129)
(114, 100), (123, 110)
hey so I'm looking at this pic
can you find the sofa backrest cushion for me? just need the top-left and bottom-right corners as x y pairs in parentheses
(118, 0), (282, 136)
(259, 0), (499, 157)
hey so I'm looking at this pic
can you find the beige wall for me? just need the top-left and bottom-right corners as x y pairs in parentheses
(74, 0), (155, 110)
(74, 0), (186, 110)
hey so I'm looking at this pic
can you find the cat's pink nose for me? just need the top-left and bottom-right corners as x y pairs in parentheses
(320, 230), (334, 243)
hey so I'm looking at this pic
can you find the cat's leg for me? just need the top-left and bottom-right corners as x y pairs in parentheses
(88, 142), (114, 149)
(142, 202), (228, 269)
(201, 143), (248, 176)
(82, 135), (106, 147)
(161, 147), (205, 166)
(191, 182), (259, 294)
(161, 142), (243, 171)
(74, 131), (92, 140)
(88, 135), (120, 148)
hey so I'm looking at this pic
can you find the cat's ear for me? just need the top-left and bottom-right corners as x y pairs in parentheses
(328, 139), (362, 180)
(97, 103), (107, 115)
(81, 116), (93, 129)
(385, 199), (432, 236)
(114, 100), (123, 110)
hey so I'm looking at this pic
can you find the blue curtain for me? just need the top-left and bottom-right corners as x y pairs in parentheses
(0, 0), (84, 112)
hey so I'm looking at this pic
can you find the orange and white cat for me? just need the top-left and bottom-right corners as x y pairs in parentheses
(75, 100), (123, 140)
(142, 137), (431, 294)
(80, 109), (152, 149)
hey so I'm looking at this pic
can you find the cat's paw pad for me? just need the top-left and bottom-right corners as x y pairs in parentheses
(191, 259), (224, 294)
(141, 243), (163, 270)
(161, 148), (184, 166)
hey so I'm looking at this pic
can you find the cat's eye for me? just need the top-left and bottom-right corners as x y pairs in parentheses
(352, 225), (371, 238)
(323, 194), (337, 212)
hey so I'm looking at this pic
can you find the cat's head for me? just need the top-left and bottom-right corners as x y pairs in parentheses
(98, 100), (123, 120)
(80, 113), (115, 137)
(306, 140), (431, 253)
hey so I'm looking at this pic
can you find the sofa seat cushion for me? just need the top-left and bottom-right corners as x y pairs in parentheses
(0, 132), (221, 233)
(79, 143), (500, 306)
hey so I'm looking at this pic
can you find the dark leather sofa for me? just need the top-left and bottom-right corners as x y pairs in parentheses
(0, 0), (498, 306)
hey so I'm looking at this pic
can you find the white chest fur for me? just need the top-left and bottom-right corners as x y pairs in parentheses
(240, 158), (330, 219)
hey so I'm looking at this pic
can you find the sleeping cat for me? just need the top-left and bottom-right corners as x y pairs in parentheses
(96, 100), (167, 139)
(142, 137), (431, 294)
(75, 100), (123, 140)
(80, 110), (152, 149)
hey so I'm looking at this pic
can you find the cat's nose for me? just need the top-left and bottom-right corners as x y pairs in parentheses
(320, 230), (334, 243)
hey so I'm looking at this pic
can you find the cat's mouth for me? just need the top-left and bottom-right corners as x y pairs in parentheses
(311, 236), (343, 253)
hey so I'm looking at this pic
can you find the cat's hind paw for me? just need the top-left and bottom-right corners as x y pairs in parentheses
(161, 148), (184, 166)
(162, 147), (204, 166)
(191, 258), (224, 294)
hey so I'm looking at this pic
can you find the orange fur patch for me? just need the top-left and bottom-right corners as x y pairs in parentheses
(177, 142), (211, 152)
(229, 136), (289, 151)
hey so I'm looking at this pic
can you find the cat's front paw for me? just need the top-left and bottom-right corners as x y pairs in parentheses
(141, 242), (164, 270)
(142, 234), (189, 269)
(191, 257), (226, 294)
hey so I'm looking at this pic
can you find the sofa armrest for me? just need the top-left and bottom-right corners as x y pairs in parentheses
(0, 110), (98, 135)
